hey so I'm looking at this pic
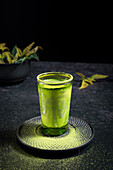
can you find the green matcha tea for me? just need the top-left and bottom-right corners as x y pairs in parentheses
(37, 72), (73, 136)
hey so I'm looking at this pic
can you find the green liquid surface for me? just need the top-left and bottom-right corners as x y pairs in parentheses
(38, 78), (72, 131)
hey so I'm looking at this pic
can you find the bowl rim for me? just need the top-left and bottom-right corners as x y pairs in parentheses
(0, 60), (29, 66)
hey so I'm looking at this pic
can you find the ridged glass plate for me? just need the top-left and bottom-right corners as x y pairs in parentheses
(17, 116), (94, 152)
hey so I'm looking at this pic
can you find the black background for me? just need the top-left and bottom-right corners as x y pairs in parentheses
(0, 1), (112, 63)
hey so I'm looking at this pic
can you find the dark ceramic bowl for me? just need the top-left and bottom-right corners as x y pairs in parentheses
(0, 61), (30, 85)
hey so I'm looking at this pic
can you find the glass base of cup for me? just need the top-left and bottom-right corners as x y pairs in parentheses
(41, 124), (68, 137)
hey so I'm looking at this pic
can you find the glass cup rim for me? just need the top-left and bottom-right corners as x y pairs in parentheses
(37, 72), (73, 85)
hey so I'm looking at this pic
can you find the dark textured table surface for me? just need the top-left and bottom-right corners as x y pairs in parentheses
(0, 61), (113, 169)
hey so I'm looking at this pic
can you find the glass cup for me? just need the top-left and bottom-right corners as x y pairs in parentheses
(37, 72), (73, 136)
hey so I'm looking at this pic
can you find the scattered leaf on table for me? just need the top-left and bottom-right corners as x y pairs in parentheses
(90, 74), (108, 79)
(76, 72), (85, 80)
(76, 72), (109, 89)
(79, 80), (89, 89)
(85, 78), (94, 85)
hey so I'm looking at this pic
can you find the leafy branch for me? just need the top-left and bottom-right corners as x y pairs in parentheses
(0, 42), (42, 64)
(76, 72), (108, 89)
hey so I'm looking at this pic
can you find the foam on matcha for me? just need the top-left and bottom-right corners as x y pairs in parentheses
(44, 78), (65, 84)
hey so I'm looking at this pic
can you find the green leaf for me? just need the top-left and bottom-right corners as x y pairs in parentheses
(0, 54), (4, 63)
(0, 42), (41, 64)
(11, 45), (17, 56)
(90, 74), (108, 80)
(23, 42), (35, 54)
(2, 51), (10, 59)
(85, 78), (93, 85)
(25, 46), (39, 57)
(76, 72), (109, 90)
(0, 59), (5, 64)
(14, 53), (39, 63)
(14, 57), (26, 63)
(0, 43), (9, 51)
(79, 80), (89, 89)
(0, 43), (6, 48)
(76, 72), (85, 80)
(16, 47), (22, 57)
(26, 53), (39, 61)
(38, 46), (43, 50)
(2, 51), (13, 63)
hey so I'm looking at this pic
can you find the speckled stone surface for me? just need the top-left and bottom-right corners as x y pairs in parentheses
(0, 61), (113, 169)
